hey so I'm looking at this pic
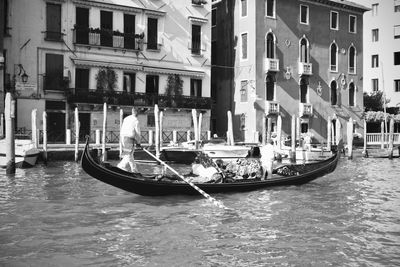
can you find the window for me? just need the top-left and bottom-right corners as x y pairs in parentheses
(266, 0), (275, 18)
(372, 3), (378, 16)
(299, 37), (309, 63)
(191, 24), (201, 55)
(395, 0), (400, 12)
(372, 29), (379, 42)
(395, 79), (400, 92)
(395, 25), (400, 39)
(330, 80), (337, 105)
(300, 5), (309, 24)
(146, 75), (159, 105)
(330, 11), (338, 30)
(240, 80), (248, 102)
(330, 42), (338, 72)
(241, 0), (247, 17)
(349, 82), (355, 107)
(301, 123), (309, 133)
(212, 8), (216, 27)
(300, 78), (308, 103)
(123, 73), (135, 93)
(124, 14), (136, 50)
(46, 3), (62, 41)
(75, 7), (89, 44)
(100, 10), (113, 47)
(45, 54), (64, 91)
(395, 52), (400, 65)
(147, 17), (158, 50)
(75, 68), (89, 90)
(348, 45), (356, 74)
(241, 33), (248, 60)
(372, 78), (379, 91)
(349, 15), (356, 33)
(147, 114), (155, 127)
(266, 75), (274, 101)
(372, 54), (379, 68)
(190, 79), (202, 97)
(3, 0), (9, 35)
(266, 33), (274, 59)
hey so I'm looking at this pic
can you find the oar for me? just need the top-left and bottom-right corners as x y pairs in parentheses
(142, 148), (227, 209)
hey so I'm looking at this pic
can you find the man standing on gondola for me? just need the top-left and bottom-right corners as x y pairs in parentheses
(117, 107), (141, 172)
(260, 139), (275, 179)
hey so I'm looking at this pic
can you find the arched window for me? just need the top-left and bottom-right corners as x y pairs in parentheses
(266, 32), (275, 59)
(299, 37), (309, 63)
(330, 42), (338, 72)
(266, 74), (275, 101)
(300, 78), (308, 103)
(349, 82), (355, 106)
(330, 80), (337, 105)
(348, 45), (356, 74)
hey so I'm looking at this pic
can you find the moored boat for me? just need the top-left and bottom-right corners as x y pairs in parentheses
(81, 140), (339, 196)
(0, 139), (41, 168)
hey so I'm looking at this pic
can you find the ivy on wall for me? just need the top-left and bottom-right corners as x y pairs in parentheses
(96, 67), (117, 92)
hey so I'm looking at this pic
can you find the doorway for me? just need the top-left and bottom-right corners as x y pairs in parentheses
(47, 112), (65, 143)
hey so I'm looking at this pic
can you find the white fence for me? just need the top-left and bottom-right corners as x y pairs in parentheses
(366, 133), (400, 145)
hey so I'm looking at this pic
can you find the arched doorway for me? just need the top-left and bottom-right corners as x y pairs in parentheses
(266, 74), (275, 101)
(330, 80), (337, 105)
(349, 82), (355, 106)
(300, 78), (308, 103)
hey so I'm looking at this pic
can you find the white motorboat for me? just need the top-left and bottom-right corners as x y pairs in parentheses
(0, 139), (41, 168)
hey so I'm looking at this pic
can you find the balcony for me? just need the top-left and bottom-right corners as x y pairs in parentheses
(298, 62), (312, 75)
(265, 100), (280, 115)
(265, 58), (279, 72)
(73, 28), (143, 51)
(299, 102), (313, 117)
(66, 89), (212, 110)
(43, 76), (66, 92)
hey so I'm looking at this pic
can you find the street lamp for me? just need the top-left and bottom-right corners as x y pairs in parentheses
(15, 64), (29, 83)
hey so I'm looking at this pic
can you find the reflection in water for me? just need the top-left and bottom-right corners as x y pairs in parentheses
(0, 157), (400, 266)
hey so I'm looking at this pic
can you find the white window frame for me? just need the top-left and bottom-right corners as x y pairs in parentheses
(240, 0), (248, 18)
(330, 11), (339, 30)
(394, 25), (400, 39)
(348, 82), (356, 107)
(299, 35), (310, 63)
(329, 41), (338, 73)
(372, 28), (379, 42)
(241, 32), (248, 61)
(265, 31), (276, 59)
(372, 78), (379, 92)
(372, 3), (378, 16)
(300, 4), (309, 25)
(349, 15), (357, 33)
(394, 79), (400, 92)
(265, 0), (276, 18)
(240, 80), (248, 102)
(348, 44), (357, 75)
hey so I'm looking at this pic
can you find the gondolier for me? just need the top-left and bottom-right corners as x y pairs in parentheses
(117, 107), (141, 172)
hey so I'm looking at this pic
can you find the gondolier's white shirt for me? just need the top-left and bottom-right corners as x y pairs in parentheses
(120, 115), (141, 142)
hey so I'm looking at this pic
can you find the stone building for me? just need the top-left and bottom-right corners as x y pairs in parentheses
(212, 0), (368, 144)
(2, 0), (212, 142)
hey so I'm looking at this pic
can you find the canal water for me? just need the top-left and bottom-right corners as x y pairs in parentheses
(0, 156), (399, 266)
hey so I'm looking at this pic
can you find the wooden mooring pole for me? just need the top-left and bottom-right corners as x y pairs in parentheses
(347, 118), (353, 160)
(388, 118), (394, 159)
(290, 115), (296, 163)
(362, 119), (368, 158)
(5, 93), (16, 174)
(74, 107), (80, 162)
(102, 103), (107, 162)
(154, 104), (160, 158)
(327, 117), (332, 152)
(119, 108), (123, 158)
(42, 111), (48, 164)
(31, 109), (38, 148)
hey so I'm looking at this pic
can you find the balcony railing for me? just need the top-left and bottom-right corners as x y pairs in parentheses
(265, 100), (280, 115)
(43, 76), (66, 92)
(299, 102), (313, 117)
(73, 28), (143, 50)
(298, 62), (312, 75)
(67, 89), (212, 109)
(265, 58), (279, 72)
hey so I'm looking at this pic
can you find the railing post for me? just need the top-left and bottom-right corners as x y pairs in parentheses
(173, 130), (177, 144)
(363, 119), (368, 157)
(66, 129), (71, 145)
(149, 130), (153, 146)
(95, 129), (101, 145)
(381, 121), (385, 149)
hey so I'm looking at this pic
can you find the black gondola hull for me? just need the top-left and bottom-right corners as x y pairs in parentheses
(81, 141), (339, 196)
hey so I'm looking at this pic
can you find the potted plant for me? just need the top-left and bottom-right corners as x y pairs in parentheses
(89, 27), (101, 45)
(96, 68), (118, 103)
(113, 30), (124, 48)
(165, 74), (183, 108)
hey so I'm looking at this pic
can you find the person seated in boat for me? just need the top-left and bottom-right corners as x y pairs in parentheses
(260, 139), (275, 179)
(117, 107), (141, 172)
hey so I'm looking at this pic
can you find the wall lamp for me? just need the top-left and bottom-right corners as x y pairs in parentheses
(15, 64), (29, 83)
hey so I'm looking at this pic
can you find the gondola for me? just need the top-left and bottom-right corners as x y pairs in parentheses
(81, 140), (339, 196)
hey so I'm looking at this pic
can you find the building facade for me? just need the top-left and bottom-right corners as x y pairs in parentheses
(2, 0), (212, 142)
(214, 0), (368, 144)
(352, 0), (400, 108)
